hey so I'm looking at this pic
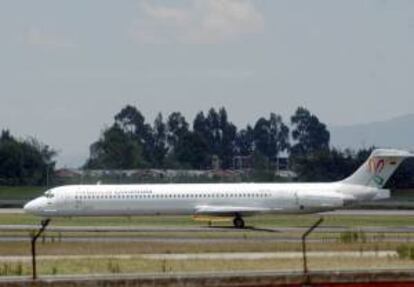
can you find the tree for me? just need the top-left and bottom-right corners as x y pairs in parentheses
(235, 125), (254, 156)
(85, 124), (144, 169)
(167, 112), (189, 152)
(0, 130), (57, 185)
(193, 108), (237, 169)
(290, 107), (330, 157)
(253, 113), (290, 168)
(217, 108), (237, 169)
(165, 112), (191, 168)
(268, 113), (290, 158)
(152, 113), (168, 168)
(115, 105), (148, 138)
(174, 132), (209, 169)
(114, 105), (154, 164)
(253, 117), (270, 160)
(192, 111), (211, 169)
(292, 149), (344, 182)
(292, 148), (373, 182)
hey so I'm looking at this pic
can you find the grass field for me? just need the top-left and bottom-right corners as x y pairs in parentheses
(0, 239), (410, 255)
(1, 256), (414, 276)
(0, 214), (414, 276)
(2, 233), (414, 276)
(0, 186), (44, 201)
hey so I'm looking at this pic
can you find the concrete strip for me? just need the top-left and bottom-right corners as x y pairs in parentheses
(4, 224), (414, 233)
(0, 208), (24, 214)
(2, 236), (414, 244)
(142, 251), (397, 260)
(0, 251), (397, 263)
(320, 209), (414, 216)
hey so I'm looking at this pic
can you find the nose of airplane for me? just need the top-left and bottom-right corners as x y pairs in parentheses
(24, 198), (45, 215)
(23, 200), (36, 214)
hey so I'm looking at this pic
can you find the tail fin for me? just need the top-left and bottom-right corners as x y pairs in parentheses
(342, 149), (414, 188)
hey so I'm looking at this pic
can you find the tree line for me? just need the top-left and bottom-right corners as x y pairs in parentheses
(1, 105), (413, 188)
(83, 105), (367, 181)
(85, 106), (329, 170)
(83, 105), (414, 188)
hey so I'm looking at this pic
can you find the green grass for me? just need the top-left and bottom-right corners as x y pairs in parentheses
(1, 256), (414, 276)
(0, 186), (44, 200)
(0, 234), (409, 256)
(1, 211), (414, 277)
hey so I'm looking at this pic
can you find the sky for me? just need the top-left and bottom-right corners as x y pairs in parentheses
(1, 0), (414, 167)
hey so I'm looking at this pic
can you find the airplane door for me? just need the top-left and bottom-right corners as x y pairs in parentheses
(72, 187), (84, 211)
(74, 196), (83, 210)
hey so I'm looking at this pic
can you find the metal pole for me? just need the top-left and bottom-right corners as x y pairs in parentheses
(302, 217), (324, 274)
(31, 219), (50, 280)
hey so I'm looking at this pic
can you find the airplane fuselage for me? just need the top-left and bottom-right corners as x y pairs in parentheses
(24, 182), (384, 217)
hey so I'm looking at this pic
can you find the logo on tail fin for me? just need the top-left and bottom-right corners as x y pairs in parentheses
(368, 158), (385, 174)
(367, 158), (385, 187)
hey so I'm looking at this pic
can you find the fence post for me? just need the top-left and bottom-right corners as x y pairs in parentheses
(302, 217), (324, 276)
(31, 219), (50, 280)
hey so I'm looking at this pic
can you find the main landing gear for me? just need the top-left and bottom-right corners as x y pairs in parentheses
(233, 215), (245, 228)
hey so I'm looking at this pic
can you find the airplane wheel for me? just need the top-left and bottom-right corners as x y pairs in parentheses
(233, 217), (245, 228)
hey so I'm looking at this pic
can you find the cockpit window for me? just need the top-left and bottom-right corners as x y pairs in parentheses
(44, 191), (55, 199)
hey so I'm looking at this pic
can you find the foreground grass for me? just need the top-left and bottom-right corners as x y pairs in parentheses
(0, 240), (408, 256)
(1, 256), (414, 276)
(1, 212), (414, 276)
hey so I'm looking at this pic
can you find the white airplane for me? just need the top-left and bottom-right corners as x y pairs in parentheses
(24, 149), (413, 228)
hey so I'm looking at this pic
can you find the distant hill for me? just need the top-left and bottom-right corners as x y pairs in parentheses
(330, 114), (414, 150)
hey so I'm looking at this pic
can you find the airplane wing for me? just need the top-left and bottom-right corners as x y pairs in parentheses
(194, 205), (279, 216)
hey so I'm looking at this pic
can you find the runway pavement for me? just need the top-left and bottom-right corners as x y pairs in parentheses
(3, 224), (414, 233)
(320, 209), (414, 216)
(2, 234), (414, 243)
(0, 251), (397, 263)
(0, 208), (23, 214)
